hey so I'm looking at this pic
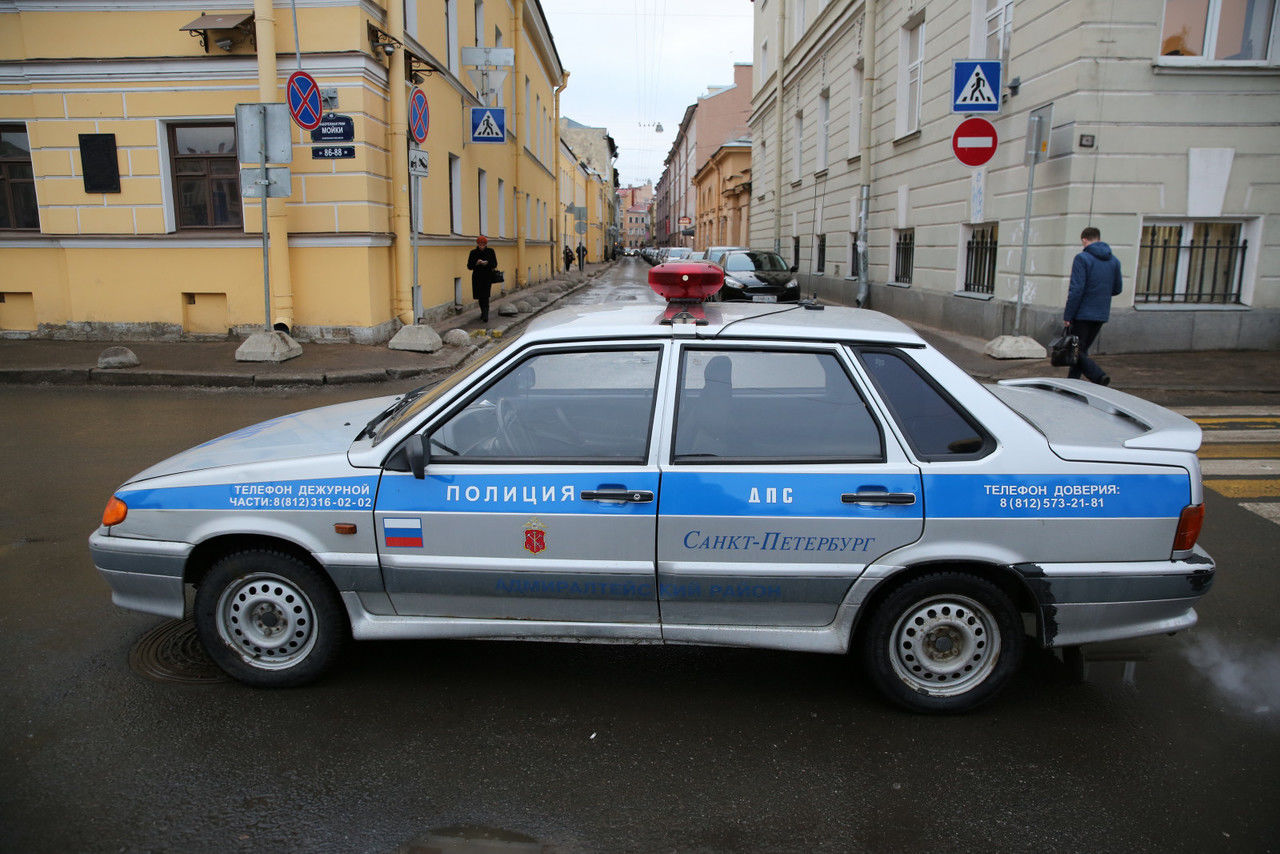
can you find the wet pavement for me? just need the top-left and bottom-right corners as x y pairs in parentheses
(1, 258), (1278, 852)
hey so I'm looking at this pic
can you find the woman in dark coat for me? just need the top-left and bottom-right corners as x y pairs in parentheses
(466, 235), (498, 323)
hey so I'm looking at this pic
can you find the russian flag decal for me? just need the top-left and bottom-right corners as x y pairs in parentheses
(383, 517), (423, 548)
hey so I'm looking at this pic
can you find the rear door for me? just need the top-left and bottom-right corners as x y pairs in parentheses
(656, 344), (924, 628)
(375, 344), (667, 625)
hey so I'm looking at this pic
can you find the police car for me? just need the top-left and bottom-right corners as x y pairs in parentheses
(90, 262), (1214, 712)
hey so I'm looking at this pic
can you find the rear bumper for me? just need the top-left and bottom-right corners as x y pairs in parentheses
(89, 528), (190, 619)
(1018, 545), (1215, 647)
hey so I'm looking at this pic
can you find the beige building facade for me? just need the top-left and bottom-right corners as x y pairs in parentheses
(693, 138), (751, 252)
(750, 0), (1279, 351)
(0, 0), (575, 342)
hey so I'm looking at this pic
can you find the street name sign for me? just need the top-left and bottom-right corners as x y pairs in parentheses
(952, 60), (1002, 114)
(469, 107), (506, 143)
(952, 117), (999, 167)
(310, 114), (354, 143)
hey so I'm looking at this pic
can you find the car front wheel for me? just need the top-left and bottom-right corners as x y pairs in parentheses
(863, 572), (1024, 713)
(194, 550), (346, 687)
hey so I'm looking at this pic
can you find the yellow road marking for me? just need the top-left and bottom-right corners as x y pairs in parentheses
(1198, 443), (1280, 459)
(1191, 416), (1280, 430)
(1204, 478), (1280, 499)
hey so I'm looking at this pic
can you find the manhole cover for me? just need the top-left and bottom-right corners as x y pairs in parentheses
(129, 619), (228, 684)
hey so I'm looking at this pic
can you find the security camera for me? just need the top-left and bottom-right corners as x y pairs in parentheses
(216, 38), (233, 52)
(382, 43), (396, 56)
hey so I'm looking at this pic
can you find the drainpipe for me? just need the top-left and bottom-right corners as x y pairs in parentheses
(554, 70), (569, 267)
(253, 0), (294, 330)
(772, 0), (785, 254)
(513, 0), (527, 287)
(387, 0), (413, 323)
(856, 0), (877, 307)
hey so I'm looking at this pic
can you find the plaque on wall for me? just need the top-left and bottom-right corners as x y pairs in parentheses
(78, 134), (121, 193)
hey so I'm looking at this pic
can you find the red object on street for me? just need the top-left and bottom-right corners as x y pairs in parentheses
(649, 261), (723, 324)
(952, 117), (999, 167)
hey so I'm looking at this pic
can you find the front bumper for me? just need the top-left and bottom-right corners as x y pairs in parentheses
(89, 528), (190, 619)
(1018, 545), (1216, 647)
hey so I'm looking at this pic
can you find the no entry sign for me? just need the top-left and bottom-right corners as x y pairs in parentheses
(952, 117), (998, 167)
(287, 71), (322, 130)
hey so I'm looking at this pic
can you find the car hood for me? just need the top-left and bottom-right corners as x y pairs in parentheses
(728, 270), (794, 287)
(125, 394), (400, 484)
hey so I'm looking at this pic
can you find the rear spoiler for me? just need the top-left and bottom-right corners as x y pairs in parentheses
(996, 378), (1202, 453)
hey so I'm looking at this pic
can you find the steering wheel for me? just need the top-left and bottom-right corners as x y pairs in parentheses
(496, 398), (536, 456)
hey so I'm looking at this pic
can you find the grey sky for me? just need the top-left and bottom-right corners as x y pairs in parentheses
(539, 0), (754, 188)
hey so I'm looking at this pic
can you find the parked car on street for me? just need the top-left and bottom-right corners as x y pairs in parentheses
(713, 250), (801, 302)
(91, 261), (1213, 712)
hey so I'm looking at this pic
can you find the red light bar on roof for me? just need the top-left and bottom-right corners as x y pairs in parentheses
(649, 260), (723, 325)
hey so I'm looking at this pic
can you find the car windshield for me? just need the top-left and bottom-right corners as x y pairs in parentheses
(725, 251), (789, 273)
(371, 335), (518, 445)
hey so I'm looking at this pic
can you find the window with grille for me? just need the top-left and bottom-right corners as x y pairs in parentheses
(963, 223), (998, 294)
(894, 229), (915, 284)
(168, 124), (241, 230)
(0, 125), (39, 230)
(816, 234), (826, 273)
(1137, 221), (1247, 304)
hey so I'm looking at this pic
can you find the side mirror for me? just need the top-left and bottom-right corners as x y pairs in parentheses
(408, 433), (427, 479)
(790, 265), (799, 273)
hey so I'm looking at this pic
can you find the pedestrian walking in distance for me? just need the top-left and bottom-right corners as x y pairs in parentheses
(467, 235), (498, 324)
(1063, 226), (1123, 386)
(563, 245), (574, 273)
(576, 242), (586, 272)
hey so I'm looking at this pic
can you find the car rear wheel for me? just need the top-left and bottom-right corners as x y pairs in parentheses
(194, 550), (346, 688)
(863, 572), (1023, 713)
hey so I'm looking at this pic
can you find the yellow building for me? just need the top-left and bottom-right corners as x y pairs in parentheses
(0, 1), (576, 341)
(693, 137), (751, 253)
(556, 137), (612, 267)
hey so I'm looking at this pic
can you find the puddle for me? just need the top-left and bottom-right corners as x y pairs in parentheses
(396, 825), (553, 854)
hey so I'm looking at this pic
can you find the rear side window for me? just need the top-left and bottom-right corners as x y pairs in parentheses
(673, 348), (884, 463)
(856, 348), (993, 461)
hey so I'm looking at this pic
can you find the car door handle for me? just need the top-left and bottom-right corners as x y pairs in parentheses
(581, 489), (655, 503)
(842, 491), (917, 506)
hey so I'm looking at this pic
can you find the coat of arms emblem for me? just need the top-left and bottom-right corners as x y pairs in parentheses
(523, 518), (547, 554)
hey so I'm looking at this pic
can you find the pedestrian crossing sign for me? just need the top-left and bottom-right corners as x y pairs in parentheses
(952, 60), (1002, 114)
(469, 107), (506, 144)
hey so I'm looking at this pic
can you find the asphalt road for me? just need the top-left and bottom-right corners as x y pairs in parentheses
(2, 259), (1277, 853)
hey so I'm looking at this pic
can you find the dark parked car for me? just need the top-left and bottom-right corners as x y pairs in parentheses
(713, 250), (800, 302)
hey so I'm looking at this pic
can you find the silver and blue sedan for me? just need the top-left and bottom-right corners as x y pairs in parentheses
(91, 268), (1213, 712)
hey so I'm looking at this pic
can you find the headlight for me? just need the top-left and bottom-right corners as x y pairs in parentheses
(785, 279), (799, 288)
(725, 276), (744, 288)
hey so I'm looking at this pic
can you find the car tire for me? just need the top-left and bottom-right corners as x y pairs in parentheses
(862, 572), (1023, 713)
(194, 550), (347, 688)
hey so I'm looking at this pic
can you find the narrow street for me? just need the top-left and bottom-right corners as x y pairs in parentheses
(1, 261), (1277, 853)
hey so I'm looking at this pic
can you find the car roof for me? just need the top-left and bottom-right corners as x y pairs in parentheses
(519, 302), (926, 347)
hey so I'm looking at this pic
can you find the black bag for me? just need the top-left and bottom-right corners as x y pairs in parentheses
(492, 269), (504, 283)
(1049, 332), (1079, 367)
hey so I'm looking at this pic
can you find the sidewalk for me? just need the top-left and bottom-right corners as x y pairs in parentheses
(0, 263), (610, 388)
(1, 261), (1276, 398)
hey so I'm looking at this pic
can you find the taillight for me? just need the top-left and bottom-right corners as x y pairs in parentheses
(1172, 504), (1204, 552)
(102, 496), (128, 527)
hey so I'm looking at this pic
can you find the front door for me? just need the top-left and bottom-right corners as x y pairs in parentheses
(376, 345), (667, 625)
(656, 345), (924, 628)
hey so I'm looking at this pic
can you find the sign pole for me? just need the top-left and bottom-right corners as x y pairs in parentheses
(259, 106), (272, 332)
(412, 175), (421, 322)
(1014, 115), (1040, 335)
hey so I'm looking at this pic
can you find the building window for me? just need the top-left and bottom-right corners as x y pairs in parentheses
(477, 168), (488, 235)
(1160, 0), (1277, 62)
(963, 223), (999, 294)
(446, 0), (459, 73)
(898, 19), (925, 136)
(449, 154), (461, 234)
(761, 40), (770, 80)
(848, 229), (861, 278)
(894, 228), (915, 284)
(0, 125), (39, 230)
(848, 67), (863, 159)
(497, 177), (506, 237)
(792, 235), (801, 267)
(816, 234), (826, 273)
(474, 0), (484, 46)
(168, 123), (241, 230)
(817, 90), (830, 172)
(982, 0), (1015, 63)
(792, 111), (803, 181)
(494, 27), (505, 106)
(1137, 221), (1248, 304)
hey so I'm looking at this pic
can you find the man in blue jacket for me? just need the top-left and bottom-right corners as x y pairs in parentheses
(1063, 226), (1123, 385)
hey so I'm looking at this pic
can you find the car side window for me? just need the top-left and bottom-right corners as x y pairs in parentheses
(673, 348), (884, 462)
(430, 348), (661, 463)
(856, 347), (993, 461)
